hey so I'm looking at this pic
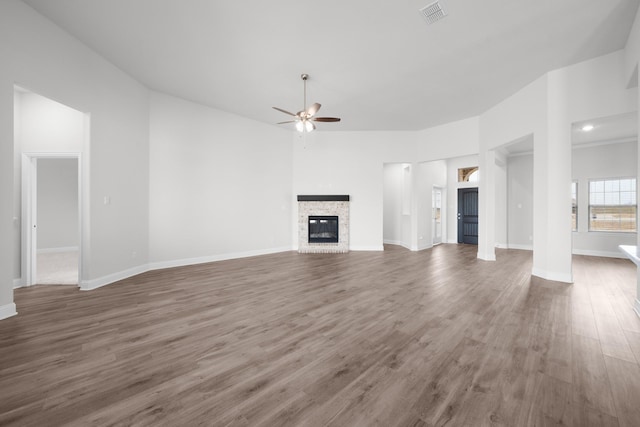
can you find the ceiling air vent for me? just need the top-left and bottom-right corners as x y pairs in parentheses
(419, 1), (447, 25)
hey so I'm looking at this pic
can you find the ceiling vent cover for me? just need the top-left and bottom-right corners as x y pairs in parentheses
(419, 1), (447, 25)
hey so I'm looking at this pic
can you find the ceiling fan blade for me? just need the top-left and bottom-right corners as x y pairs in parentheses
(307, 103), (321, 117)
(272, 106), (297, 117)
(277, 121), (296, 124)
(313, 117), (341, 122)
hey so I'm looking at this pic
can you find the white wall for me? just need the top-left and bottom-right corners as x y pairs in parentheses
(292, 131), (416, 251)
(0, 0), (150, 305)
(36, 158), (78, 250)
(383, 163), (404, 246)
(572, 141), (637, 257)
(507, 153), (534, 250)
(624, 3), (640, 87)
(494, 151), (508, 247)
(148, 92), (293, 266)
(415, 117), (480, 161)
(416, 160), (447, 250)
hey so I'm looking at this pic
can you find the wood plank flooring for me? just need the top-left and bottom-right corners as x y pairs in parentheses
(1, 244), (639, 426)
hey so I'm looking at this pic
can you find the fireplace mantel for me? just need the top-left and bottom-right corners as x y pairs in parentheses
(297, 195), (350, 202)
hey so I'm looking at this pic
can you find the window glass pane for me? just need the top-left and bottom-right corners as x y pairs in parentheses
(604, 192), (619, 205)
(606, 180), (620, 192)
(621, 191), (635, 205)
(591, 193), (604, 205)
(589, 178), (636, 232)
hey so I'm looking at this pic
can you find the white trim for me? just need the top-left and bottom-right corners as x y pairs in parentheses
(80, 246), (295, 291)
(381, 241), (411, 250)
(619, 245), (640, 266)
(80, 264), (149, 291)
(22, 152), (84, 288)
(383, 239), (403, 246)
(572, 137), (637, 151)
(571, 249), (627, 259)
(507, 244), (533, 251)
(417, 242), (433, 251)
(37, 246), (79, 254)
(446, 239), (458, 244)
(0, 303), (17, 321)
(495, 243), (508, 249)
(531, 267), (573, 283)
(634, 299), (640, 319)
(352, 245), (385, 251)
(477, 251), (496, 261)
(13, 278), (25, 289)
(147, 246), (293, 271)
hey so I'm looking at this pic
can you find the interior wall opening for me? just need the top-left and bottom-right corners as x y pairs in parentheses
(14, 86), (88, 288)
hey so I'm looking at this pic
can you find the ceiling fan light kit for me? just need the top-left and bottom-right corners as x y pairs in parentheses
(273, 74), (341, 132)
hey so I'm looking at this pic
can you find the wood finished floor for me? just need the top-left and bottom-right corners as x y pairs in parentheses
(1, 244), (640, 426)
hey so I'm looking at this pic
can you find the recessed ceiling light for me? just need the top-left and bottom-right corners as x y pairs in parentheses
(582, 124), (594, 132)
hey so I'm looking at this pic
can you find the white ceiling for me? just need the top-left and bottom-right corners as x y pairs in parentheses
(21, 0), (640, 131)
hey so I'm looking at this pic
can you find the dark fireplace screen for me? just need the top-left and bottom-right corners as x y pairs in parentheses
(308, 216), (339, 243)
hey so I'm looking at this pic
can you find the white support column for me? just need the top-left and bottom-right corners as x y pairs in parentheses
(477, 149), (496, 261)
(532, 70), (573, 283)
(636, 70), (640, 317)
(0, 82), (17, 320)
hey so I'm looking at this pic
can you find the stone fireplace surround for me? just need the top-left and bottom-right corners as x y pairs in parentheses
(297, 195), (349, 253)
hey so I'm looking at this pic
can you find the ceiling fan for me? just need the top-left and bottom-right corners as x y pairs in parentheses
(273, 74), (341, 132)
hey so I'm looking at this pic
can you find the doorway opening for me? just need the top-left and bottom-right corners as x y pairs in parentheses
(15, 86), (88, 288)
(22, 154), (82, 286)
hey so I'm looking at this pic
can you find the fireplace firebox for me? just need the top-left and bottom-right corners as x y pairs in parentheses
(308, 216), (339, 243)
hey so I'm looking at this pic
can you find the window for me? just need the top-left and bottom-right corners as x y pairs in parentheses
(458, 167), (479, 182)
(589, 178), (636, 232)
(571, 181), (577, 231)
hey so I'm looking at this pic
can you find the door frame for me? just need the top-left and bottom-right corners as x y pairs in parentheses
(21, 152), (83, 287)
(432, 186), (443, 245)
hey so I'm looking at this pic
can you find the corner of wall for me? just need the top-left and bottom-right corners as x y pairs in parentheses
(0, 303), (17, 321)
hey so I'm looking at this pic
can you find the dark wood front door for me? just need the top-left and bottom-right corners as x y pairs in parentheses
(458, 188), (478, 245)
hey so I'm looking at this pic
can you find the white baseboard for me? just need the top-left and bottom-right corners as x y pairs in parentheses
(495, 243), (508, 249)
(571, 249), (627, 259)
(0, 303), (17, 321)
(83, 246), (293, 291)
(37, 246), (79, 254)
(447, 239), (458, 244)
(350, 245), (385, 251)
(80, 264), (149, 291)
(531, 267), (573, 283)
(508, 244), (533, 251)
(148, 246), (293, 271)
(634, 299), (640, 319)
(13, 278), (25, 289)
(477, 251), (496, 261)
(381, 241), (411, 250)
